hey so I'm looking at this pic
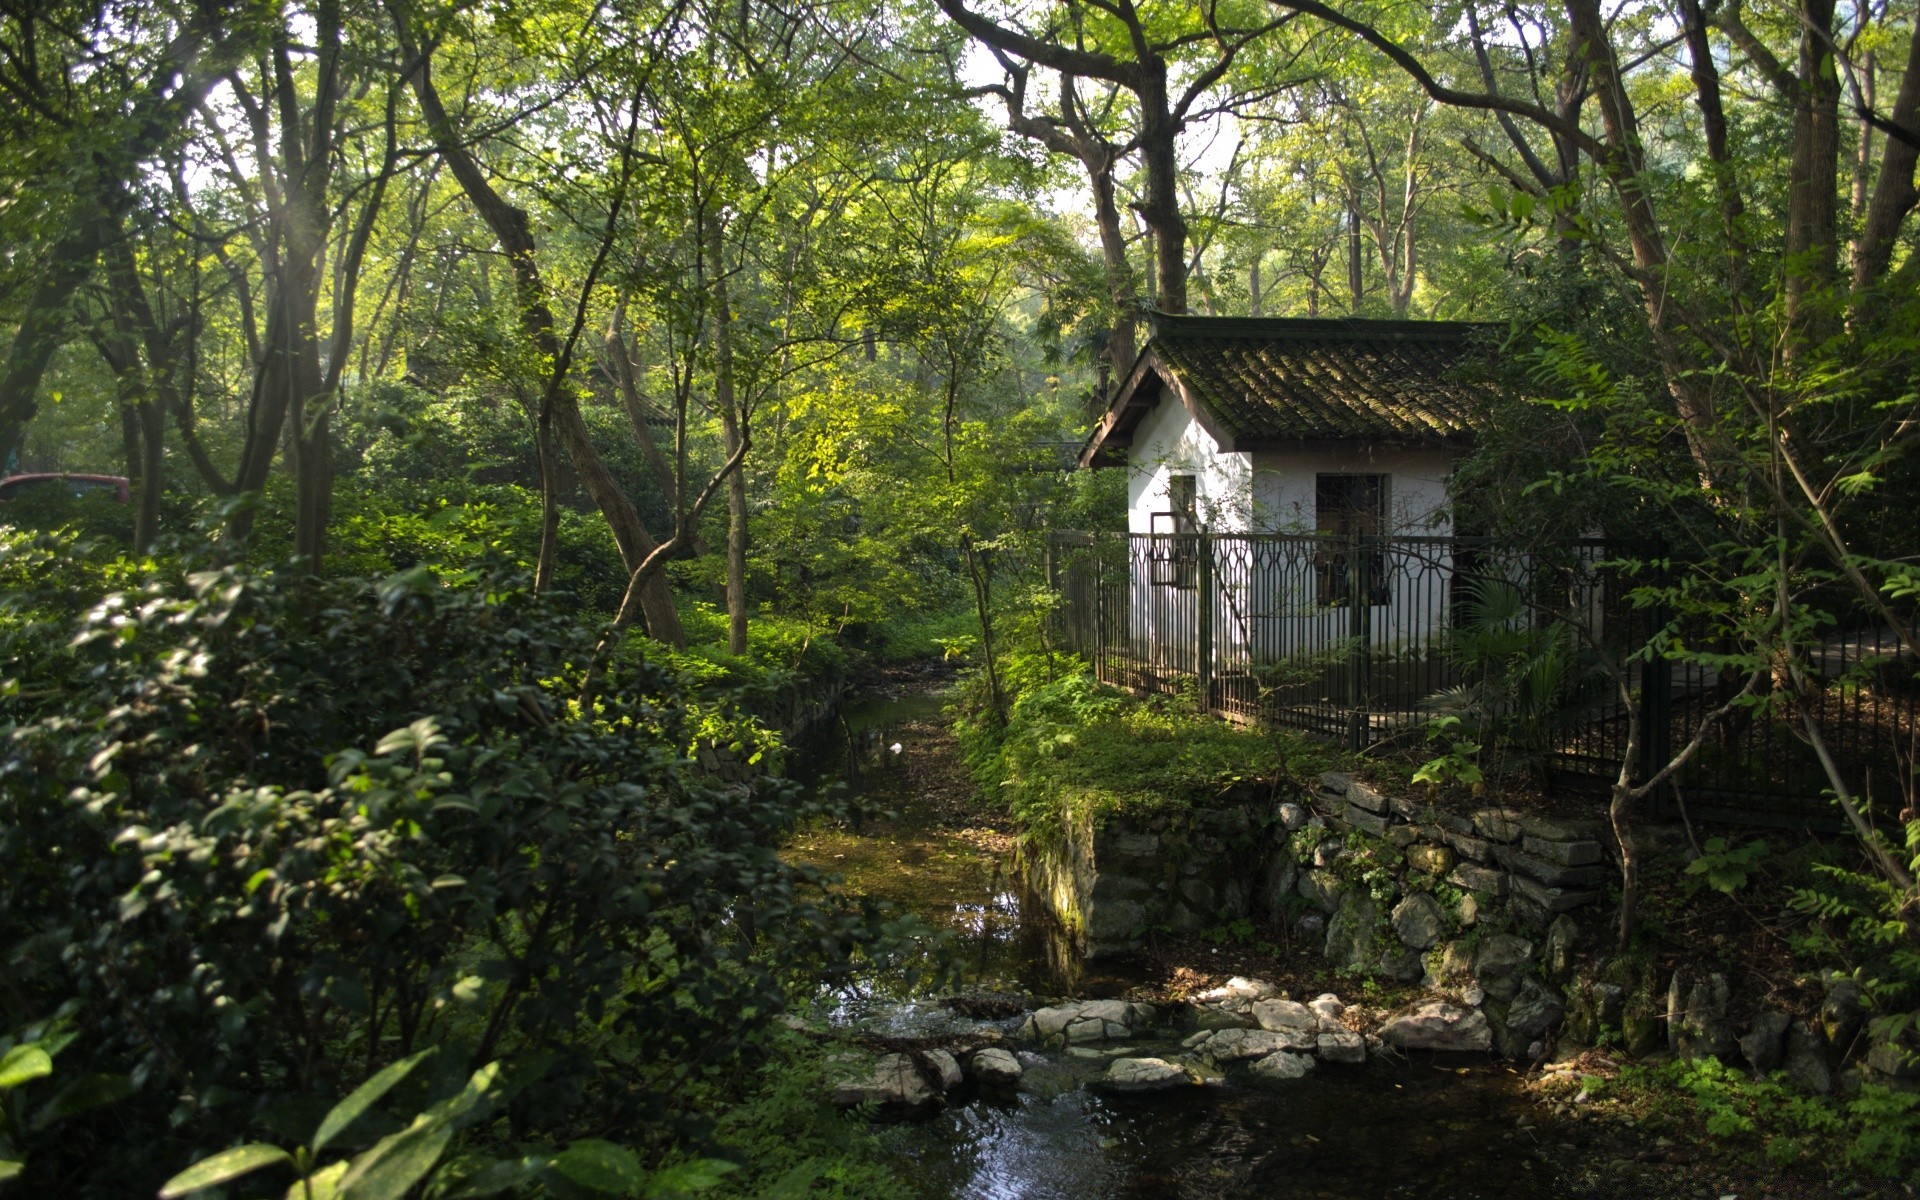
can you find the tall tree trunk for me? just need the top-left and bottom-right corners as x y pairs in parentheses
(396, 16), (684, 641)
(708, 218), (748, 656)
(1853, 25), (1920, 294)
(1783, 0), (1842, 352)
(135, 399), (163, 551)
(534, 410), (559, 592)
(1087, 157), (1138, 382)
(1136, 68), (1189, 314)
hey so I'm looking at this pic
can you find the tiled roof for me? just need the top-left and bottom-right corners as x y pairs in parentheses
(1082, 315), (1497, 466)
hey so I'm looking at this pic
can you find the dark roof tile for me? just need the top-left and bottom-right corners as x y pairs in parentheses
(1083, 315), (1495, 465)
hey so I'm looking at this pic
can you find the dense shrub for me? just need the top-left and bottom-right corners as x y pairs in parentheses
(0, 534), (892, 1196)
(954, 659), (1349, 844)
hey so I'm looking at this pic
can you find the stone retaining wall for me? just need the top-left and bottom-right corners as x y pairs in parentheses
(1017, 768), (1891, 1096)
(1019, 783), (1267, 958)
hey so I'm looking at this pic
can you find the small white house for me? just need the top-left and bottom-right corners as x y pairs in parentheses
(1076, 314), (1496, 690)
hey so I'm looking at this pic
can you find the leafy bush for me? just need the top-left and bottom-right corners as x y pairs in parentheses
(1624, 1055), (1920, 1181)
(0, 536), (893, 1196)
(956, 666), (1346, 844)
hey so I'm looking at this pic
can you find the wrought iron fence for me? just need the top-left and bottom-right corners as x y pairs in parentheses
(1048, 530), (1919, 829)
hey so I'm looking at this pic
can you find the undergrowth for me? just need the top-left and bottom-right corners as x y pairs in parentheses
(1603, 1056), (1920, 1183)
(953, 654), (1350, 845)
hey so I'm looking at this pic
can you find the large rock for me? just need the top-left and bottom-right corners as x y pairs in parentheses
(968, 1047), (1023, 1086)
(1741, 1011), (1791, 1075)
(1317, 1031), (1367, 1063)
(1784, 1019), (1832, 1094)
(1186, 1027), (1317, 1064)
(1021, 999), (1158, 1047)
(1085, 898), (1149, 944)
(1298, 868), (1344, 913)
(831, 1052), (941, 1111)
(1822, 972), (1866, 1054)
(1103, 1057), (1189, 1092)
(1506, 979), (1567, 1040)
(925, 1049), (963, 1091)
(1308, 993), (1346, 1028)
(1380, 1002), (1494, 1052)
(1196, 976), (1282, 1007)
(1523, 834), (1606, 866)
(1471, 807), (1526, 843)
(1376, 945), (1427, 983)
(1252, 999), (1320, 1033)
(1248, 1051), (1317, 1084)
(1668, 971), (1737, 1061)
(1405, 844), (1455, 877)
(1391, 893), (1448, 951)
(1593, 983), (1626, 1032)
(1542, 914), (1578, 979)
(1448, 863), (1509, 898)
(1346, 779), (1391, 814)
(1622, 986), (1664, 1057)
(1194, 976), (1278, 1029)
(1324, 891), (1382, 973)
(1474, 933), (1534, 1001)
(1277, 801), (1310, 831)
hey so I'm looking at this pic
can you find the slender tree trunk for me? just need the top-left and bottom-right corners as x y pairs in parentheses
(708, 218), (748, 656)
(136, 399), (163, 550)
(396, 22), (684, 641)
(1853, 26), (1920, 294)
(534, 410), (559, 593)
(1087, 157), (1138, 382)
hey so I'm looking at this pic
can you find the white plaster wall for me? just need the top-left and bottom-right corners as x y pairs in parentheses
(1119, 405), (1466, 675)
(1249, 445), (1458, 536)
(1124, 396), (1254, 534)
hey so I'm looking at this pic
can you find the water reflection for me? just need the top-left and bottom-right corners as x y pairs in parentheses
(793, 684), (1573, 1200)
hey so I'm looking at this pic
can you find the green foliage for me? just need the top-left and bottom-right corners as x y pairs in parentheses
(1684, 836), (1773, 896)
(0, 536), (896, 1195)
(1623, 1056), (1920, 1181)
(1411, 715), (1484, 789)
(1424, 579), (1601, 781)
(956, 664), (1345, 845)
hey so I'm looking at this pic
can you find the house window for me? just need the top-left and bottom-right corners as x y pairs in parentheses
(1150, 473), (1199, 588)
(1315, 473), (1390, 606)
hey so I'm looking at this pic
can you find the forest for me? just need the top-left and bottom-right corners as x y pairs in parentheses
(0, 0), (1918, 1195)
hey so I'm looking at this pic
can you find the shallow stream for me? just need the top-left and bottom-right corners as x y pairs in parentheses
(790, 681), (1583, 1200)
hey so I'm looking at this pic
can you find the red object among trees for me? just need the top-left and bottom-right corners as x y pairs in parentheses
(0, 473), (132, 503)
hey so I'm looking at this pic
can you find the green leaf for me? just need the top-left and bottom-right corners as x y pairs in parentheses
(285, 1160), (347, 1200)
(333, 1061), (498, 1200)
(0, 1045), (52, 1090)
(0, 1160), (22, 1185)
(434, 1155), (553, 1198)
(158, 1144), (293, 1197)
(335, 1117), (455, 1200)
(30, 1072), (135, 1130)
(551, 1139), (645, 1195)
(642, 1159), (740, 1198)
(312, 1049), (434, 1154)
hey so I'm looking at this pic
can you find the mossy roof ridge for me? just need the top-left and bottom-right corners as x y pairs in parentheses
(1146, 316), (1493, 444)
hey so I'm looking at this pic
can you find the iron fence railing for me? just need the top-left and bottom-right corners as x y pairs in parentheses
(1047, 530), (1918, 829)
